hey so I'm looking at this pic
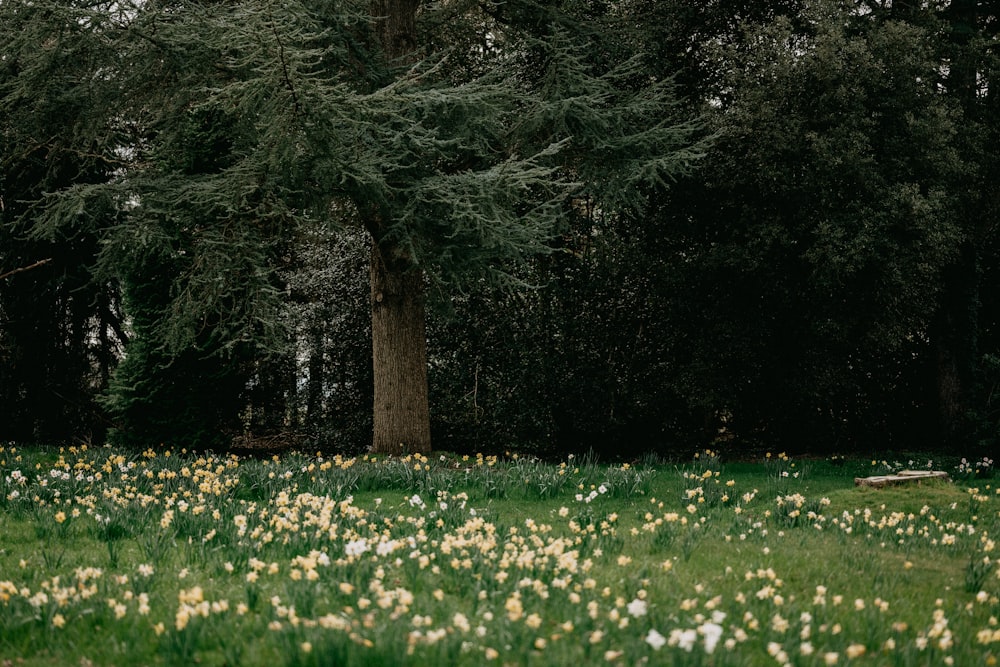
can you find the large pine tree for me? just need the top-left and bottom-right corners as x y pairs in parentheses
(15, 0), (704, 453)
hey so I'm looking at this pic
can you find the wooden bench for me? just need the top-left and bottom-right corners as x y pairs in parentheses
(854, 470), (951, 488)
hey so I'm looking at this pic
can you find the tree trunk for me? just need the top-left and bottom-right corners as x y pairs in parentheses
(371, 0), (419, 66)
(306, 319), (325, 429)
(369, 239), (432, 454)
(933, 238), (980, 443)
(365, 0), (432, 455)
(936, 339), (966, 438)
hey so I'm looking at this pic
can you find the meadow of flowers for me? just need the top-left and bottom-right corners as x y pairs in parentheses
(1, 444), (1000, 666)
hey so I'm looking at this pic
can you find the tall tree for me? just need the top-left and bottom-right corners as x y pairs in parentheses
(931, 0), (1000, 444)
(638, 0), (967, 448)
(19, 0), (705, 454)
(1, 0), (125, 443)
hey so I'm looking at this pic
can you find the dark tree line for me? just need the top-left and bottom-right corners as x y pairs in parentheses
(3, 0), (1000, 457)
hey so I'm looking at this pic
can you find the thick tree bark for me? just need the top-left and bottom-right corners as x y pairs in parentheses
(369, 240), (432, 454)
(371, 0), (419, 65)
(933, 242), (980, 443)
(365, 0), (432, 455)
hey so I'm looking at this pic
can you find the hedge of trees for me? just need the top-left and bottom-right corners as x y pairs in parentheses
(3, 0), (1000, 457)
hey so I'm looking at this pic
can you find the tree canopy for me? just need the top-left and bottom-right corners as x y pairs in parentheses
(4, 0), (1000, 457)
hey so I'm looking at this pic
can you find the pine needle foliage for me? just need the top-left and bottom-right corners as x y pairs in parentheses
(5, 0), (706, 447)
(25, 0), (705, 312)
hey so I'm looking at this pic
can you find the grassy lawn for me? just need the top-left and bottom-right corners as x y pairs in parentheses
(1, 444), (999, 665)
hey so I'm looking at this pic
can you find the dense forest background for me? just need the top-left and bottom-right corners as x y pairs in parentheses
(2, 0), (1000, 458)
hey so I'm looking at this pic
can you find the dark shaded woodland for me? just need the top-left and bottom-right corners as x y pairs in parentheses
(3, 0), (1000, 457)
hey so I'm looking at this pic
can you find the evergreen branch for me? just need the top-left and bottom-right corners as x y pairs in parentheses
(0, 258), (52, 281)
(266, 0), (302, 117)
(98, 302), (131, 347)
(0, 136), (132, 173)
(126, 26), (236, 80)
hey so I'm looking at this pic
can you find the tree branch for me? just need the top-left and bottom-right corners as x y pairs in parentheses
(267, 0), (302, 117)
(0, 258), (52, 281)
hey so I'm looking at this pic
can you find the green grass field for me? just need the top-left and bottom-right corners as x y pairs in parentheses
(2, 444), (999, 665)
